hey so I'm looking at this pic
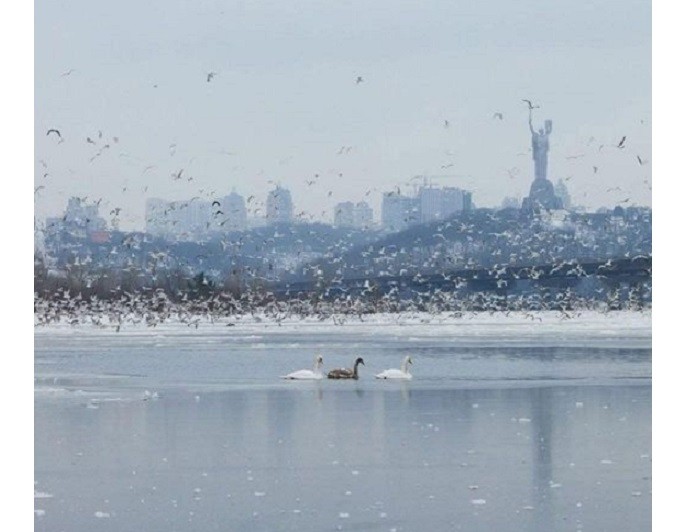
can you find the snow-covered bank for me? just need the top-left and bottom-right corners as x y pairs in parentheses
(34, 309), (651, 341)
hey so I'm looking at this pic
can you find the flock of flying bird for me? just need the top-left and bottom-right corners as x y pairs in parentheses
(38, 67), (648, 228)
(33, 271), (648, 331)
(36, 73), (650, 329)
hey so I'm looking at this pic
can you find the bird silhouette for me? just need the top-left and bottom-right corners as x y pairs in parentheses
(46, 129), (61, 138)
(355, 76), (364, 84)
(207, 72), (217, 82)
(617, 136), (627, 148)
(521, 99), (540, 110)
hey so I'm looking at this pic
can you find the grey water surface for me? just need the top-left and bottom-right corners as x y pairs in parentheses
(35, 324), (651, 531)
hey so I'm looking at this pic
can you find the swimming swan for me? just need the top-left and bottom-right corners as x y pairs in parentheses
(327, 357), (365, 380)
(281, 355), (324, 380)
(375, 356), (413, 380)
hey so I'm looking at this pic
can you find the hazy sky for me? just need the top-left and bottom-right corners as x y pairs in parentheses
(35, 0), (651, 230)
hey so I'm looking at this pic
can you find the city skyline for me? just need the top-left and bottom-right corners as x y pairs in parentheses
(34, 0), (651, 231)
(42, 180), (481, 238)
(41, 167), (651, 244)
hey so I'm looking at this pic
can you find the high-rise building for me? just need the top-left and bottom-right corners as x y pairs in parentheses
(145, 198), (168, 235)
(382, 193), (420, 232)
(382, 183), (472, 232)
(419, 186), (470, 223)
(219, 191), (247, 231)
(44, 197), (109, 243)
(64, 197), (107, 230)
(183, 199), (211, 235)
(266, 186), (293, 224)
(334, 201), (355, 228)
(146, 197), (211, 238)
(354, 201), (374, 229)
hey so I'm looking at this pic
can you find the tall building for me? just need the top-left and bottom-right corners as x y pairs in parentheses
(44, 197), (109, 244)
(146, 197), (211, 238)
(183, 199), (211, 235)
(354, 201), (374, 229)
(266, 186), (293, 224)
(64, 197), (107, 231)
(145, 198), (168, 235)
(419, 186), (469, 223)
(382, 193), (420, 232)
(382, 183), (473, 232)
(219, 191), (247, 231)
(334, 201), (355, 228)
(333, 201), (374, 229)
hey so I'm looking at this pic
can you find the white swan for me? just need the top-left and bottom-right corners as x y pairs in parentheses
(281, 355), (324, 380)
(375, 356), (413, 380)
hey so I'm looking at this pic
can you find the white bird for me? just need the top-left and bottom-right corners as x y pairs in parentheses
(281, 355), (324, 380)
(375, 356), (413, 380)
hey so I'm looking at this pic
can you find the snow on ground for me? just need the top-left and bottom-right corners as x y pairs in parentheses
(34, 310), (651, 341)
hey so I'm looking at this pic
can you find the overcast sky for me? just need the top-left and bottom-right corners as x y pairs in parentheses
(34, 0), (651, 230)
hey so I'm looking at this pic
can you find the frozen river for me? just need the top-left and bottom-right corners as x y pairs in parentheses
(34, 311), (652, 531)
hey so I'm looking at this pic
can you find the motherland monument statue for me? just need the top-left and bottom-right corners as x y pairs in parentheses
(522, 101), (563, 211)
(529, 110), (552, 181)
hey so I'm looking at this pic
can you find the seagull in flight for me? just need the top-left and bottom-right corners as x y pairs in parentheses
(207, 72), (217, 82)
(617, 136), (627, 148)
(521, 99), (540, 110)
(492, 112), (503, 120)
(61, 69), (76, 77)
(355, 76), (364, 84)
(46, 129), (61, 138)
